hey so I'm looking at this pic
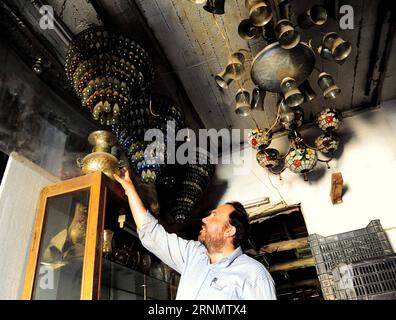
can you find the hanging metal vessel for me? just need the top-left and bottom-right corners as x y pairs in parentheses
(235, 89), (251, 116)
(322, 32), (352, 61)
(280, 77), (304, 107)
(318, 72), (341, 100)
(251, 86), (266, 110)
(298, 5), (328, 29)
(238, 19), (263, 40)
(251, 42), (315, 92)
(215, 51), (245, 89)
(245, 0), (272, 27)
(318, 46), (348, 65)
(279, 99), (295, 128)
(203, 0), (225, 15)
(299, 79), (317, 102)
(275, 19), (301, 49)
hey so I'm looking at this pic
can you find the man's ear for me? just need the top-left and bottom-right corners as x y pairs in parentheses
(225, 225), (236, 238)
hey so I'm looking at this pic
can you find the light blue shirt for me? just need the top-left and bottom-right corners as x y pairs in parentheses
(138, 211), (277, 300)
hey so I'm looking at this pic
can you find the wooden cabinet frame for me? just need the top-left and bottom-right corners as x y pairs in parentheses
(22, 172), (127, 300)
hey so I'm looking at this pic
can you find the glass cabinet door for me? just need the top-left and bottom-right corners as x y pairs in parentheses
(100, 259), (176, 300)
(31, 190), (90, 300)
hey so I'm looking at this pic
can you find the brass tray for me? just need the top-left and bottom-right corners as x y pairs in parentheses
(251, 42), (315, 92)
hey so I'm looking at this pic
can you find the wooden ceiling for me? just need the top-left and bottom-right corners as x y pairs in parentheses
(2, 0), (395, 136)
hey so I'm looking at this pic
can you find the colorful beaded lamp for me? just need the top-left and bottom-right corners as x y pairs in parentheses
(248, 128), (273, 149)
(316, 107), (342, 131)
(315, 132), (340, 154)
(285, 147), (318, 174)
(256, 148), (280, 168)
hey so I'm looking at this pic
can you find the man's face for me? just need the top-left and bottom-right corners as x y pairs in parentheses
(198, 204), (235, 251)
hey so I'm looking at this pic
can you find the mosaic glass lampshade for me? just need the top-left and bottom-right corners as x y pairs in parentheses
(285, 147), (318, 174)
(315, 132), (340, 154)
(316, 107), (342, 131)
(248, 128), (273, 149)
(256, 148), (280, 168)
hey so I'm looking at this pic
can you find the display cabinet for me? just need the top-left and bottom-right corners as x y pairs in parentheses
(22, 171), (178, 300)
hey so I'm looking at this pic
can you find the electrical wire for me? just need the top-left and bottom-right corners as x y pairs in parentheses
(249, 164), (287, 206)
(149, 98), (160, 117)
(267, 170), (288, 205)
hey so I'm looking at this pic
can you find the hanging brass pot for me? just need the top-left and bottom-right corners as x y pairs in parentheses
(215, 51), (245, 89)
(279, 99), (295, 128)
(251, 86), (266, 110)
(215, 68), (234, 89)
(280, 77), (304, 107)
(275, 19), (300, 49)
(238, 19), (263, 40)
(235, 89), (251, 116)
(317, 72), (341, 100)
(318, 46), (348, 65)
(299, 79), (316, 103)
(298, 5), (328, 29)
(245, 0), (272, 27)
(203, 0), (225, 15)
(322, 32), (352, 61)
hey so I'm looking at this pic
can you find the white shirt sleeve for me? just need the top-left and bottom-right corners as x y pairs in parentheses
(137, 211), (200, 274)
(240, 266), (277, 300)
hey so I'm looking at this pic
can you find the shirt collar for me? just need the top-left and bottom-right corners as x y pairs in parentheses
(215, 247), (243, 267)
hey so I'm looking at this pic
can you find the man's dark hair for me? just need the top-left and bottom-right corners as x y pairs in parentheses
(226, 201), (251, 249)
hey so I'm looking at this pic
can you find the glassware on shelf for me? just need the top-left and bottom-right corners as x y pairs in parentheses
(102, 230), (114, 260)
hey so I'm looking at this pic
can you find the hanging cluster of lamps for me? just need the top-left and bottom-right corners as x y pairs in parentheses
(189, 0), (351, 181)
(168, 150), (216, 223)
(65, 27), (153, 127)
(149, 96), (215, 223)
(65, 27), (172, 183)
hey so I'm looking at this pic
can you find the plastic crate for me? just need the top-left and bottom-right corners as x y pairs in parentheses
(332, 254), (396, 300)
(308, 220), (393, 300)
(308, 220), (393, 275)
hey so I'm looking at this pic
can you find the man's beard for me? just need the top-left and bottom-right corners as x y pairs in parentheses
(198, 228), (225, 253)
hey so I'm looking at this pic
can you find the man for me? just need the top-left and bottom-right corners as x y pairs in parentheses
(114, 169), (276, 300)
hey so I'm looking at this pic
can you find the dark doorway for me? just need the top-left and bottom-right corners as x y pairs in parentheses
(248, 206), (322, 300)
